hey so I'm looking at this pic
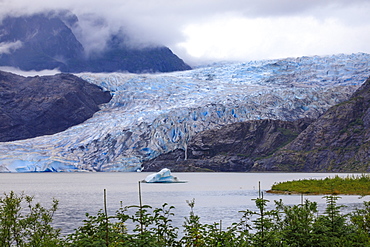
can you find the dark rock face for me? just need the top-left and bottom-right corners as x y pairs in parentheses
(0, 13), (84, 72)
(253, 77), (370, 172)
(142, 118), (313, 172)
(84, 41), (191, 73)
(0, 70), (112, 142)
(0, 13), (191, 73)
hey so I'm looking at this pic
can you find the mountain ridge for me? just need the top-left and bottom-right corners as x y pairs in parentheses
(0, 12), (191, 73)
(0, 70), (112, 142)
(252, 76), (370, 172)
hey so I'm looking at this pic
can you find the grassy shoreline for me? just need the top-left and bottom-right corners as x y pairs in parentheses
(267, 174), (370, 195)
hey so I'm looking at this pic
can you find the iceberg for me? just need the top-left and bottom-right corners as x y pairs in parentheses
(143, 168), (185, 183)
(0, 53), (370, 172)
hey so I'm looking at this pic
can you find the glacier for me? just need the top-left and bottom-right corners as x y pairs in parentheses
(1, 53), (370, 172)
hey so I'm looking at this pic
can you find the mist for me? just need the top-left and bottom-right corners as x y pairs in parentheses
(0, 41), (22, 54)
(1, 0), (370, 65)
(0, 66), (61, 76)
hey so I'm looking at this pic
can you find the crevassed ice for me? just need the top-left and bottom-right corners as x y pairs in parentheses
(0, 53), (369, 172)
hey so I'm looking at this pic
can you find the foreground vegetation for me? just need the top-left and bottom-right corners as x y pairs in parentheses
(2, 190), (370, 246)
(269, 174), (370, 195)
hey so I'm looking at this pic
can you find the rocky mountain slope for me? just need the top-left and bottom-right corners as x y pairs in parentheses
(253, 77), (370, 172)
(0, 70), (112, 142)
(0, 12), (191, 73)
(142, 118), (314, 171)
(144, 76), (370, 172)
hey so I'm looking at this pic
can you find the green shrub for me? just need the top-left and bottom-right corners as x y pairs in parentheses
(2, 190), (370, 246)
(0, 191), (62, 246)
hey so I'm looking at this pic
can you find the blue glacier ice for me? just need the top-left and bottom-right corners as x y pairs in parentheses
(0, 53), (370, 172)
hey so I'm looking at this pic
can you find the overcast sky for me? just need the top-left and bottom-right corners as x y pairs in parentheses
(1, 0), (370, 65)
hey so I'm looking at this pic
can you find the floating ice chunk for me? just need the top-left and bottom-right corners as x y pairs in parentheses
(143, 168), (185, 183)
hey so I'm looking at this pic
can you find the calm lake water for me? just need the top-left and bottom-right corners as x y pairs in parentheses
(0, 172), (368, 235)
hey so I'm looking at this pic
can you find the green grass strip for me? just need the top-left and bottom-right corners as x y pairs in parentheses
(268, 174), (370, 195)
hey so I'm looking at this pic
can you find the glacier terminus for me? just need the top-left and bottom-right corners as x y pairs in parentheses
(0, 53), (370, 172)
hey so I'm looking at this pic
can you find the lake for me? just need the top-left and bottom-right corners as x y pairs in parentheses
(0, 172), (368, 235)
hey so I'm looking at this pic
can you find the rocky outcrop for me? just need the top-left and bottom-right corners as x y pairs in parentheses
(142, 118), (313, 172)
(0, 12), (191, 73)
(0, 70), (112, 142)
(253, 77), (370, 172)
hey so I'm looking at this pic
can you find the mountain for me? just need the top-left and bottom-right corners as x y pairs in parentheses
(0, 13), (84, 71)
(0, 70), (112, 142)
(0, 53), (369, 172)
(252, 77), (370, 172)
(0, 12), (191, 73)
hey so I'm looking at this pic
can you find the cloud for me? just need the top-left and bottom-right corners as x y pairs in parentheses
(0, 0), (370, 64)
(0, 66), (61, 76)
(0, 41), (22, 54)
(178, 12), (370, 64)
